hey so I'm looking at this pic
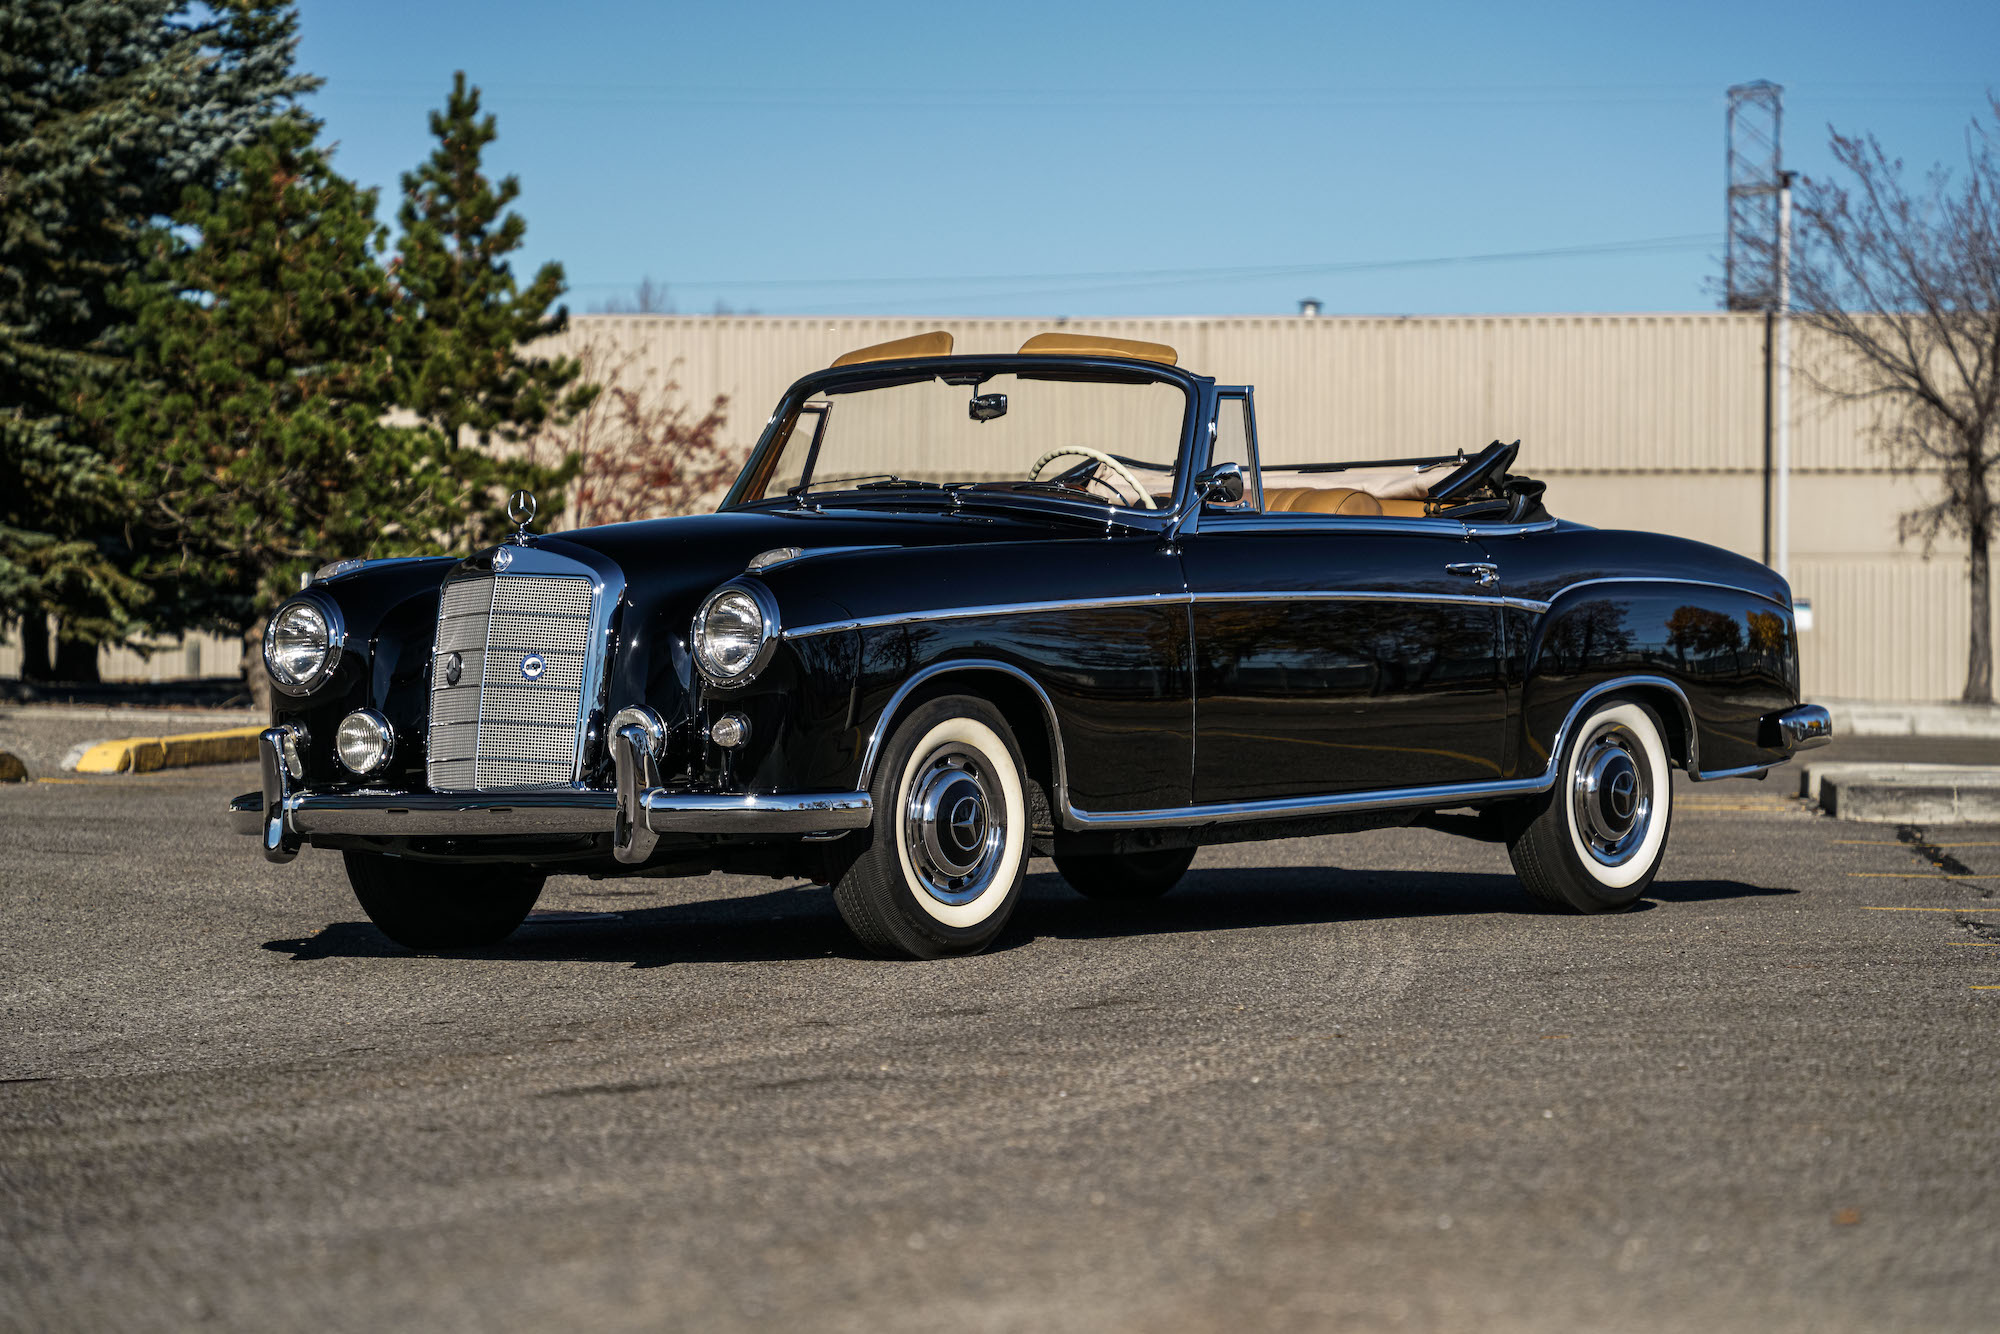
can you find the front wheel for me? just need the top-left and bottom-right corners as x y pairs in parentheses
(1507, 696), (1673, 913)
(830, 695), (1030, 959)
(343, 851), (545, 950)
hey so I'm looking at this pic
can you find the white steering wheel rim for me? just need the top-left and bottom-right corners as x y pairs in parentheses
(1028, 447), (1157, 511)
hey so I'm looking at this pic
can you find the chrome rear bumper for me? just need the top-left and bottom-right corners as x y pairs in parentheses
(232, 726), (871, 864)
(1771, 703), (1834, 753)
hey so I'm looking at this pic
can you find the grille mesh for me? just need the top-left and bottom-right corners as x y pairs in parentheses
(426, 573), (595, 791)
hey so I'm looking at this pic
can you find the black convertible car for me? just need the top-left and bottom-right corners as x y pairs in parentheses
(233, 330), (1830, 958)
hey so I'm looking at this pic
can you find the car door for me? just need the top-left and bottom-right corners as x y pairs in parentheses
(1178, 388), (1509, 803)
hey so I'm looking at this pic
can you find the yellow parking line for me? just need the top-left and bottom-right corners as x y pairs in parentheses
(1948, 942), (2000, 946)
(1972, 986), (2000, 991)
(35, 777), (96, 785)
(1835, 840), (2000, 848)
(1861, 906), (1985, 912)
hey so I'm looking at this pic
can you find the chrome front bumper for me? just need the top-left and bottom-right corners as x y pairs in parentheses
(232, 726), (871, 864)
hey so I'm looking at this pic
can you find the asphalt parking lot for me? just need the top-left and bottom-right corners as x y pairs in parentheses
(4, 753), (1999, 1332)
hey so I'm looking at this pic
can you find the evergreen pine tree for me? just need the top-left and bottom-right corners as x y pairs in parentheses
(0, 0), (314, 679)
(106, 121), (468, 705)
(393, 72), (591, 546)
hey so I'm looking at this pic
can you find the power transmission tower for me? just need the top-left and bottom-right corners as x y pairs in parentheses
(1725, 81), (1785, 310)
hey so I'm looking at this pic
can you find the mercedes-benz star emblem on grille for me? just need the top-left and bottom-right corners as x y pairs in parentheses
(519, 653), (547, 682)
(443, 651), (462, 687)
(490, 547), (513, 572)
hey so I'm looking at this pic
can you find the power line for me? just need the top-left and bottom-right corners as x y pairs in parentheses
(570, 233), (1721, 309)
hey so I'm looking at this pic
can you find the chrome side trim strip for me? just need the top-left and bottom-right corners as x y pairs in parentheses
(1462, 518), (1561, 537)
(1544, 575), (1790, 611)
(1691, 763), (1772, 783)
(640, 790), (873, 834)
(1197, 516), (1470, 538)
(786, 588), (1552, 639)
(786, 593), (1193, 639)
(1065, 775), (1553, 829)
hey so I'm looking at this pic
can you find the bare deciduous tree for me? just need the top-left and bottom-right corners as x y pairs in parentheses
(1773, 98), (2000, 702)
(532, 336), (737, 528)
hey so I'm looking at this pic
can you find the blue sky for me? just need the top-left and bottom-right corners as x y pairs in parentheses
(295, 0), (1998, 317)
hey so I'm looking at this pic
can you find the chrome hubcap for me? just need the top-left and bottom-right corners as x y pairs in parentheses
(904, 744), (1007, 906)
(1572, 723), (1654, 866)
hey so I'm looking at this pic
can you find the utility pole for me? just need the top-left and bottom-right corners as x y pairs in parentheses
(1725, 81), (1786, 570)
(1774, 169), (1795, 580)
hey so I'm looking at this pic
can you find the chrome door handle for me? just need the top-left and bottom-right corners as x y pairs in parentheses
(1446, 562), (1499, 587)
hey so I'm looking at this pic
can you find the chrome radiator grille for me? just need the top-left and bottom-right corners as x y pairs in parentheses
(426, 572), (597, 791)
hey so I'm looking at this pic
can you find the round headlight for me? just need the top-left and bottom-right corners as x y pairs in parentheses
(693, 583), (778, 685)
(335, 709), (395, 776)
(264, 600), (338, 693)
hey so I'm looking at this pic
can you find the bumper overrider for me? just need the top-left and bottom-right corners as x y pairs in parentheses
(232, 724), (872, 865)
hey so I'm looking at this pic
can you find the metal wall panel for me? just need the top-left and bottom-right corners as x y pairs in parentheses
(4, 314), (1976, 702)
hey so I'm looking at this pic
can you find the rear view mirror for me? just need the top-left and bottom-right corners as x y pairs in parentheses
(969, 393), (1008, 423)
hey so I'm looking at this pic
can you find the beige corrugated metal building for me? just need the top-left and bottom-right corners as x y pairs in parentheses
(3, 312), (1968, 701)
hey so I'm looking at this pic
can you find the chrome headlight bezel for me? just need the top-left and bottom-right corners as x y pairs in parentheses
(692, 579), (781, 688)
(263, 596), (344, 696)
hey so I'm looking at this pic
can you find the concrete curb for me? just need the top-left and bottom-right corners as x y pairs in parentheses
(1818, 699), (2000, 739)
(1801, 761), (2000, 824)
(68, 726), (263, 775)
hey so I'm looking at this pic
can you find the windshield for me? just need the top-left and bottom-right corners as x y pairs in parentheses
(730, 370), (1190, 512)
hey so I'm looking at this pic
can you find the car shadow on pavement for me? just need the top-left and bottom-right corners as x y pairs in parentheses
(261, 869), (1794, 967)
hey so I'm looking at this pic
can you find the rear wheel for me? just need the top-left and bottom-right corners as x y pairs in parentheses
(343, 851), (544, 950)
(830, 695), (1030, 959)
(1507, 696), (1673, 913)
(1054, 847), (1197, 901)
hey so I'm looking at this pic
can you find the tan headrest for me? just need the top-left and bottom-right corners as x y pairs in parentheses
(831, 330), (954, 367)
(1017, 333), (1178, 366)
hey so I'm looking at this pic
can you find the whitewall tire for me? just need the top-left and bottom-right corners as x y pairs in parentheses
(830, 695), (1030, 958)
(1507, 696), (1674, 912)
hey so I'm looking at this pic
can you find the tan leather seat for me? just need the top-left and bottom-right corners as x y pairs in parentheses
(1376, 497), (1432, 518)
(1261, 485), (1381, 516)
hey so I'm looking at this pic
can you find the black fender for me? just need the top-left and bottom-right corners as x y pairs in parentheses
(1517, 578), (1799, 779)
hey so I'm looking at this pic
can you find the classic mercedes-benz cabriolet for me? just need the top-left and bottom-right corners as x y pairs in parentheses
(232, 329), (1831, 958)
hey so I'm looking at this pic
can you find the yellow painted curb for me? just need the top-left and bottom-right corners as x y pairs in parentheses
(72, 726), (264, 775)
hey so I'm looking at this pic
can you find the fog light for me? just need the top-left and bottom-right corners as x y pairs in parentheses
(335, 709), (395, 775)
(710, 712), (750, 749)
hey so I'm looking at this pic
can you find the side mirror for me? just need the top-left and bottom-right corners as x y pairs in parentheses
(1163, 461), (1249, 547)
(1194, 461), (1246, 506)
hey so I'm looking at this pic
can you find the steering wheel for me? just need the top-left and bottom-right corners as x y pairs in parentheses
(1427, 438), (1520, 504)
(1028, 448), (1157, 511)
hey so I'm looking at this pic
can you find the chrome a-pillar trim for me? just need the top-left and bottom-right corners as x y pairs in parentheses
(257, 728), (300, 863)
